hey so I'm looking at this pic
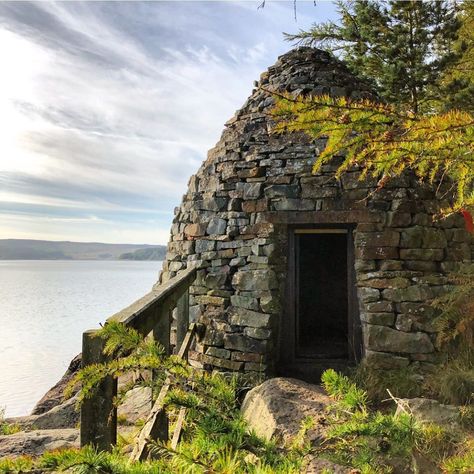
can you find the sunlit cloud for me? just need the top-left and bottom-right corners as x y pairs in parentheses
(0, 1), (337, 244)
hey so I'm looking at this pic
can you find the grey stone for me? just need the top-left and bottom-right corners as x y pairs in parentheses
(228, 307), (272, 328)
(224, 334), (267, 353)
(260, 293), (281, 314)
(0, 429), (79, 458)
(360, 312), (395, 326)
(205, 272), (227, 289)
(383, 285), (433, 302)
(195, 240), (216, 253)
(244, 327), (271, 339)
(364, 325), (434, 353)
(358, 287), (380, 303)
(364, 350), (410, 369)
(205, 346), (231, 359)
(272, 198), (315, 211)
(232, 269), (278, 291)
(117, 387), (152, 425)
(230, 295), (260, 311)
(206, 217), (227, 235)
(241, 378), (331, 443)
(243, 182), (263, 200)
(264, 184), (299, 199)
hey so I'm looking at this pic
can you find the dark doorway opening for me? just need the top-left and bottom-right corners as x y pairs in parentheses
(279, 227), (359, 381)
(297, 232), (348, 359)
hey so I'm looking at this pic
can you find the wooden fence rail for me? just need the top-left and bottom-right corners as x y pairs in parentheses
(80, 266), (197, 452)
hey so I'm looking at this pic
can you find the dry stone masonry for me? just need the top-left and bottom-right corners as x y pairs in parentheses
(158, 48), (473, 376)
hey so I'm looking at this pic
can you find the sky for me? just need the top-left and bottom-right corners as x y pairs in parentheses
(0, 1), (338, 245)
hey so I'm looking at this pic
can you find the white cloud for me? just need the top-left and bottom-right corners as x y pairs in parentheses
(0, 1), (337, 243)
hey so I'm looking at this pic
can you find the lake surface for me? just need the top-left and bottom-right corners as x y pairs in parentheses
(0, 260), (162, 417)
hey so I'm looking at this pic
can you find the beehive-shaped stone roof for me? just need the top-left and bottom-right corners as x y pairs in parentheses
(160, 48), (472, 376)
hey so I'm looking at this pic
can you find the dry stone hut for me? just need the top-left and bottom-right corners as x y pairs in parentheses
(159, 48), (473, 381)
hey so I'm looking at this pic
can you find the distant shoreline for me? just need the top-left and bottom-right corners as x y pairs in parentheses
(0, 239), (166, 261)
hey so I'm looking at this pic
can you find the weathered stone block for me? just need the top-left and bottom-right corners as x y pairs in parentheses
(356, 231), (400, 247)
(264, 184), (299, 199)
(243, 182), (263, 200)
(400, 226), (424, 248)
(356, 247), (399, 260)
(231, 351), (264, 362)
(244, 327), (271, 339)
(207, 217), (227, 235)
(224, 334), (267, 353)
(201, 354), (243, 370)
(205, 272), (228, 289)
(358, 287), (380, 303)
(202, 329), (225, 346)
(360, 312), (395, 326)
(387, 212), (412, 227)
(366, 301), (394, 312)
(395, 314), (413, 331)
(364, 350), (410, 369)
(194, 295), (228, 307)
(422, 228), (447, 248)
(446, 243), (471, 261)
(205, 347), (231, 359)
(400, 249), (444, 261)
(185, 223), (207, 237)
(228, 307), (272, 328)
(364, 325), (434, 353)
(232, 269), (278, 291)
(382, 285), (433, 302)
(195, 240), (216, 253)
(272, 198), (315, 211)
(230, 295), (260, 311)
(361, 277), (410, 289)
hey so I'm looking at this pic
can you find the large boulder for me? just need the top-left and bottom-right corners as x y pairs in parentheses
(241, 377), (331, 444)
(0, 429), (79, 458)
(6, 395), (79, 430)
(117, 386), (152, 425)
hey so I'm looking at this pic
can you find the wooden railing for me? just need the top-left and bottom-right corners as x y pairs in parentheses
(80, 266), (197, 452)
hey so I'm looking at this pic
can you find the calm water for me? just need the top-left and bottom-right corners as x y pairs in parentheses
(0, 260), (162, 417)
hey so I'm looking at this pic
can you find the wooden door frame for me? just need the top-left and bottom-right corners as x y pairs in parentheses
(281, 224), (361, 366)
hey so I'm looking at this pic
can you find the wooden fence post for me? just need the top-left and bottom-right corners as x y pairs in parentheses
(150, 303), (173, 445)
(80, 329), (117, 451)
(175, 289), (189, 351)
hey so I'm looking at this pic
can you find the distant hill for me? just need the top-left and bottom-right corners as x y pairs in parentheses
(119, 247), (166, 261)
(0, 239), (166, 261)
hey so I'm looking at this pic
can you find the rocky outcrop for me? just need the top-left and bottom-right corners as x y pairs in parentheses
(241, 377), (331, 443)
(0, 429), (79, 458)
(241, 378), (349, 473)
(6, 395), (79, 431)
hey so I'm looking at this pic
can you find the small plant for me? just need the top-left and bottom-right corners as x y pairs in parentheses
(60, 322), (311, 473)
(425, 268), (474, 405)
(352, 363), (423, 403)
(317, 369), (465, 473)
(0, 408), (21, 436)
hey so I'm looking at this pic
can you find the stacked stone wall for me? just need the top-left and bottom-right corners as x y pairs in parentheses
(159, 48), (473, 376)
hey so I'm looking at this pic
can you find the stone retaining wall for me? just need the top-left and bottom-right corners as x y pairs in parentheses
(159, 48), (473, 375)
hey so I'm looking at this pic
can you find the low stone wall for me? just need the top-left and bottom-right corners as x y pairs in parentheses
(159, 48), (473, 376)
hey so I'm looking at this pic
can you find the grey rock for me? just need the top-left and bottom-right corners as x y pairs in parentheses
(241, 378), (331, 443)
(0, 429), (79, 458)
(364, 325), (434, 353)
(228, 307), (272, 328)
(206, 217), (227, 235)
